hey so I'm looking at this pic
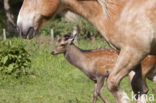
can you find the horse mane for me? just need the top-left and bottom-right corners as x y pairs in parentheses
(97, 0), (109, 19)
(78, 0), (109, 19)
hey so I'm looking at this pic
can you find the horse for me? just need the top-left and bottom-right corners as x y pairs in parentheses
(128, 56), (156, 95)
(17, 0), (156, 103)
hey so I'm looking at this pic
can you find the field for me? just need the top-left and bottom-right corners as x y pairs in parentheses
(0, 36), (155, 103)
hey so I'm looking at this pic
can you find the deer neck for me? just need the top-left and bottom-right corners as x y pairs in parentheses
(64, 44), (88, 71)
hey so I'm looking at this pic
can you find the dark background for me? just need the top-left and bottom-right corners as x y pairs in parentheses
(0, 0), (23, 36)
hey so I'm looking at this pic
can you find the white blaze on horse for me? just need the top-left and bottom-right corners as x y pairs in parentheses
(17, 0), (156, 103)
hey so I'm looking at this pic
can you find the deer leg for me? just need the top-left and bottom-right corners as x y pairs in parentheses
(93, 83), (98, 103)
(153, 76), (156, 83)
(96, 77), (108, 103)
(147, 74), (156, 83)
(93, 77), (108, 103)
(147, 67), (156, 83)
(107, 47), (148, 103)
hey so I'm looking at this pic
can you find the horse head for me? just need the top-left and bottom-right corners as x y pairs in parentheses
(17, 0), (61, 39)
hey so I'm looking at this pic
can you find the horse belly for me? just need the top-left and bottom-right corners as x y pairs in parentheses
(114, 0), (156, 52)
(148, 4), (156, 54)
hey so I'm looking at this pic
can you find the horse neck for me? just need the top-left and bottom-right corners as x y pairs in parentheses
(62, 0), (127, 36)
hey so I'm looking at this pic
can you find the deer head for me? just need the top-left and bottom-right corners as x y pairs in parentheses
(51, 33), (77, 55)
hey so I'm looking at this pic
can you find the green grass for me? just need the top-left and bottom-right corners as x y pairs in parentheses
(0, 37), (155, 103)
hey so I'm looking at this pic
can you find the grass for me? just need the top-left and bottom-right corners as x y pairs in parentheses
(0, 36), (155, 103)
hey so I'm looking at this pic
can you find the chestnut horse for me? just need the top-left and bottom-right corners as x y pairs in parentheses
(17, 0), (156, 103)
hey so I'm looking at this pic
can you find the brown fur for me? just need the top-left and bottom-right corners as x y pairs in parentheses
(141, 56), (156, 77)
(17, 0), (156, 102)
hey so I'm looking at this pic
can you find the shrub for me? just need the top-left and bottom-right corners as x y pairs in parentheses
(0, 40), (31, 78)
(40, 17), (101, 39)
(77, 18), (100, 39)
(40, 18), (77, 35)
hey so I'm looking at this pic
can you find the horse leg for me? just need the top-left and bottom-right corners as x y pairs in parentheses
(107, 47), (147, 103)
(131, 65), (147, 103)
(128, 70), (136, 82)
(129, 70), (149, 94)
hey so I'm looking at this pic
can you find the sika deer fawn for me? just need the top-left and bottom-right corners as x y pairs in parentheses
(52, 33), (156, 103)
(52, 33), (117, 103)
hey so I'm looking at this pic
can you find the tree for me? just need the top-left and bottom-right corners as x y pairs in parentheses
(3, 0), (16, 35)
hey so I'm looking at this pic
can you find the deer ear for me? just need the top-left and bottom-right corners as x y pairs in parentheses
(68, 33), (77, 44)
(67, 38), (73, 44)
(64, 34), (71, 40)
(72, 33), (77, 40)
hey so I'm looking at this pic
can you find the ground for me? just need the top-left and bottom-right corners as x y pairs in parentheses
(0, 36), (155, 103)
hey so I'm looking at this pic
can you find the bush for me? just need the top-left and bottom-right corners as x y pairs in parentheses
(40, 18), (76, 35)
(40, 17), (101, 39)
(0, 40), (31, 78)
(77, 18), (100, 39)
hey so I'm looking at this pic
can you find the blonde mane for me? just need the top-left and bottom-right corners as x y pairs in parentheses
(78, 0), (109, 18)
(97, 0), (109, 18)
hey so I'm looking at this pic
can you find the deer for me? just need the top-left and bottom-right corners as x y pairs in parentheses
(51, 33), (156, 103)
(17, 0), (156, 102)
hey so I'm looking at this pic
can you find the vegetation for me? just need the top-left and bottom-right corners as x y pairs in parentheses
(0, 1), (155, 103)
(40, 18), (101, 39)
(0, 40), (31, 78)
(0, 37), (155, 103)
